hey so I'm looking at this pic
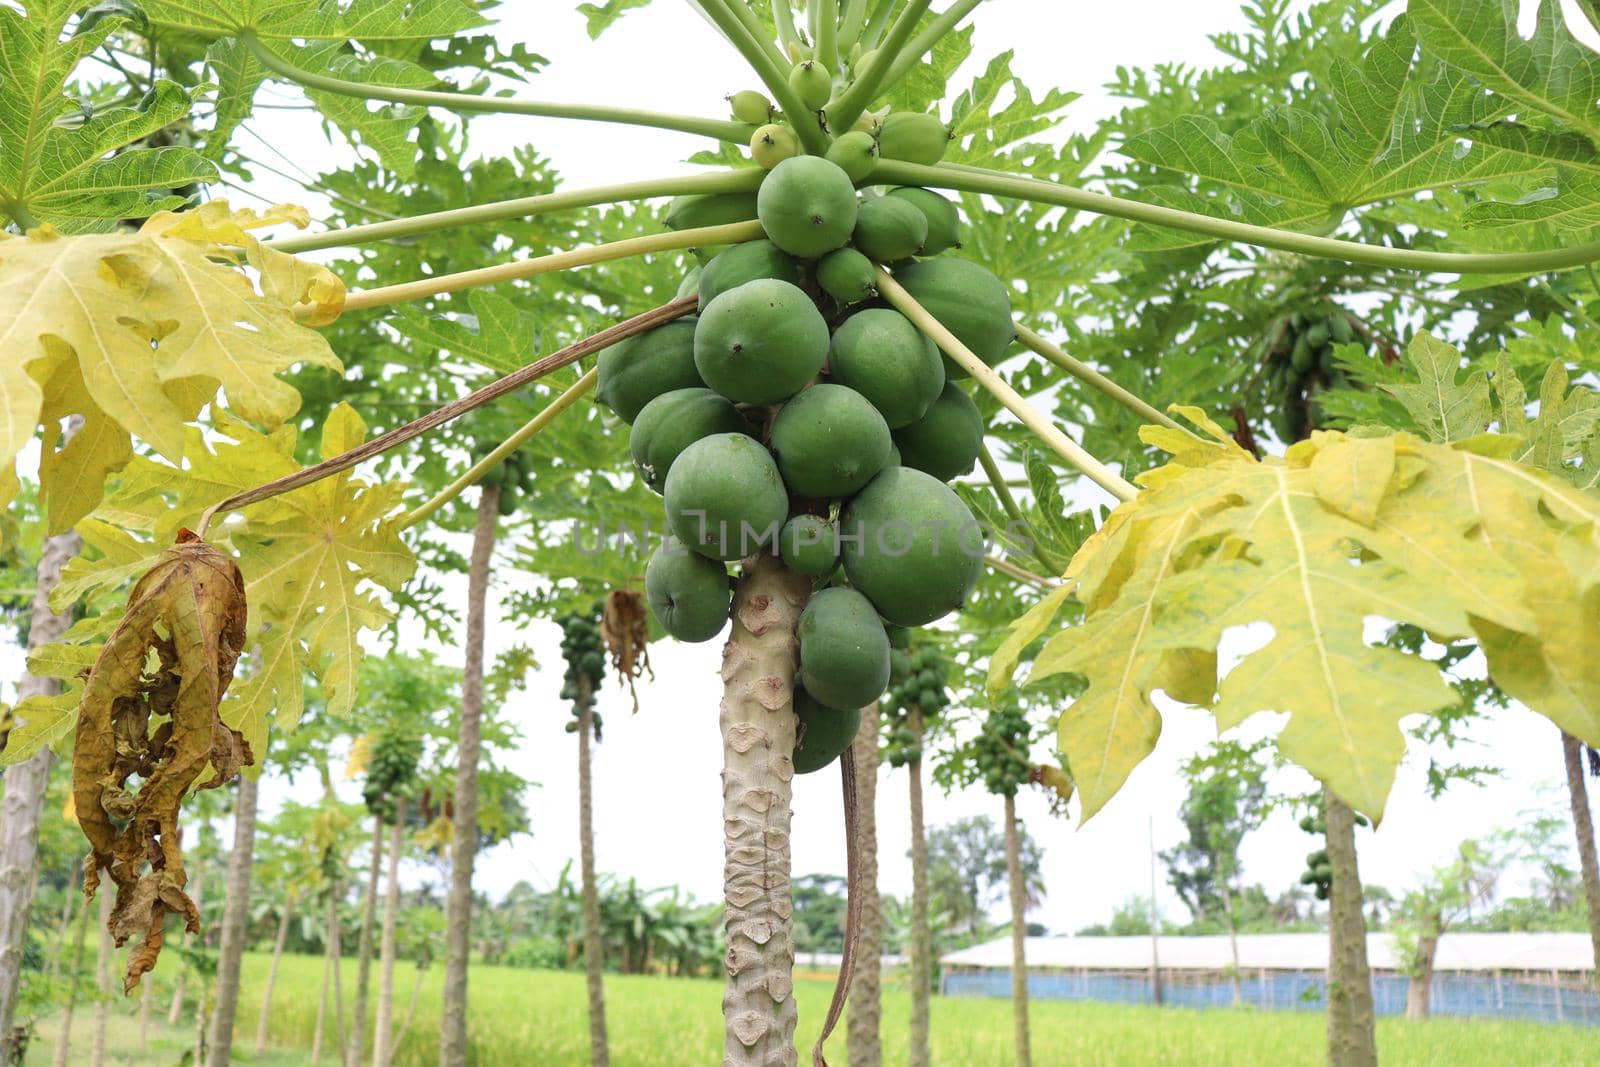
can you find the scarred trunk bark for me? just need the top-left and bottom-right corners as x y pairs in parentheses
(1404, 926), (1440, 1020)
(719, 553), (808, 1066)
(1324, 789), (1376, 1067)
(89, 886), (112, 1067)
(254, 898), (295, 1054)
(206, 772), (260, 1067)
(1004, 792), (1031, 1067)
(577, 677), (610, 1067)
(1562, 732), (1600, 992)
(0, 528), (81, 1053)
(439, 484), (498, 1067)
(348, 813), (384, 1067)
(908, 707), (930, 1067)
(846, 702), (882, 1067)
(373, 800), (405, 1067)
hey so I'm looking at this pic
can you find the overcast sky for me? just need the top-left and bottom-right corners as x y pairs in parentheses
(21, 0), (1600, 938)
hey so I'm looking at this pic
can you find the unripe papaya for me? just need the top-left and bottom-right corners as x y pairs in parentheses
(877, 112), (951, 165)
(854, 50), (879, 76)
(798, 587), (891, 711)
(750, 123), (800, 169)
(888, 648), (911, 684)
(893, 381), (983, 481)
(886, 624), (912, 650)
(757, 156), (858, 258)
(779, 514), (839, 577)
(729, 90), (774, 125)
(789, 60), (832, 110)
(770, 383), (893, 499)
(1330, 315), (1355, 344)
(663, 433), (788, 560)
(664, 191), (760, 232)
(629, 387), (750, 493)
(694, 279), (829, 404)
(828, 308), (944, 428)
(853, 195), (928, 262)
(645, 538), (731, 643)
(895, 258), (1014, 379)
(840, 466), (983, 626)
(825, 130), (880, 183)
(675, 266), (702, 301)
(595, 319), (703, 424)
(792, 688), (862, 774)
(887, 187), (961, 254)
(816, 247), (877, 305)
(698, 240), (803, 310)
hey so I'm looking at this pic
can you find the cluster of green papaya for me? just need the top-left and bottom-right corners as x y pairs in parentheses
(1297, 808), (1367, 902)
(362, 729), (420, 822)
(1258, 307), (1360, 443)
(883, 641), (948, 768)
(600, 144), (1015, 778)
(972, 702), (1031, 796)
(477, 446), (538, 517)
(559, 611), (605, 738)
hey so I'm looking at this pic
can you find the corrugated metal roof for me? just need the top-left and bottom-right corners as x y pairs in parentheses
(940, 932), (1595, 973)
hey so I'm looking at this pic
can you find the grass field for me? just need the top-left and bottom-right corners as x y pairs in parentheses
(29, 952), (1600, 1065)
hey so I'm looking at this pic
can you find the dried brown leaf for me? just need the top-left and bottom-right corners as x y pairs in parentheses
(601, 589), (652, 713)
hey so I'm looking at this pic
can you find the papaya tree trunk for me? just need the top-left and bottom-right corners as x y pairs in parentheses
(908, 706), (930, 1067)
(1561, 731), (1600, 992)
(206, 772), (260, 1067)
(846, 702), (882, 1067)
(1004, 792), (1031, 1067)
(390, 962), (425, 1057)
(312, 885), (344, 1065)
(1221, 881), (1242, 1006)
(348, 813), (384, 1067)
(254, 897), (295, 1054)
(373, 799), (406, 1067)
(1404, 923), (1440, 1020)
(577, 675), (610, 1067)
(0, 528), (81, 1050)
(167, 867), (205, 1026)
(89, 885), (112, 1067)
(51, 875), (93, 1067)
(719, 552), (808, 1066)
(138, 978), (151, 1052)
(1324, 789), (1376, 1067)
(439, 484), (498, 1067)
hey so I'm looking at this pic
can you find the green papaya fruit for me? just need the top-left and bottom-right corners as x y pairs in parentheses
(789, 60), (832, 110)
(778, 514), (839, 577)
(853, 196), (929, 262)
(1304, 322), (1330, 349)
(675, 267), (702, 301)
(886, 187), (960, 254)
(816, 247), (877, 305)
(645, 538), (732, 642)
(750, 123), (800, 169)
(694, 279), (830, 404)
(884, 442), (902, 468)
(629, 387), (751, 493)
(888, 647), (911, 684)
(828, 308), (945, 428)
(595, 319), (703, 424)
(840, 466), (983, 626)
(663, 433), (788, 560)
(1290, 333), (1315, 374)
(757, 156), (858, 258)
(770, 383), (893, 499)
(885, 625), (911, 649)
(664, 191), (759, 232)
(825, 130), (880, 183)
(853, 50), (879, 77)
(729, 90), (773, 125)
(792, 688), (862, 774)
(698, 240), (803, 310)
(496, 487), (518, 516)
(894, 258), (1013, 379)
(893, 381), (983, 481)
(798, 586), (891, 711)
(877, 112), (951, 165)
(1330, 315), (1355, 344)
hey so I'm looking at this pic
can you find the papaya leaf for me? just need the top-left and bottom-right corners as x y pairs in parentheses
(390, 289), (542, 375)
(137, 0), (487, 41)
(578, 0), (651, 38)
(1462, 168), (1600, 233)
(1378, 332), (1491, 444)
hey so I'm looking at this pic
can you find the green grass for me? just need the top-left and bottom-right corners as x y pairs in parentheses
(29, 953), (1600, 1065)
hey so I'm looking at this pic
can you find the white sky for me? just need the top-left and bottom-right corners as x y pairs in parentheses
(19, 0), (1599, 937)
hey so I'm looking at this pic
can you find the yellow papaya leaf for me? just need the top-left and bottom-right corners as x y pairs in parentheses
(985, 583), (1076, 697)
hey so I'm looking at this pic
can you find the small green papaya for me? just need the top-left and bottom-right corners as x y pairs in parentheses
(789, 60), (832, 110)
(816, 247), (877, 305)
(663, 433), (789, 560)
(853, 196), (929, 262)
(595, 319), (703, 424)
(645, 538), (732, 643)
(664, 191), (759, 231)
(629, 387), (750, 493)
(886, 187), (960, 254)
(778, 514), (839, 577)
(877, 112), (951, 165)
(840, 466), (984, 626)
(825, 131), (879, 183)
(1304, 322), (1330, 349)
(698, 240), (803, 310)
(792, 689), (862, 774)
(885, 625), (912, 650)
(853, 50), (879, 77)
(750, 123), (800, 169)
(828, 308), (944, 428)
(894, 258), (1014, 379)
(729, 90), (773, 125)
(496, 486), (518, 516)
(675, 266), (702, 301)
(798, 587), (891, 711)
(1290, 333), (1315, 373)
(888, 647), (912, 684)
(1330, 315), (1355, 344)
(770, 383), (893, 499)
(757, 156), (858, 258)
(694, 279), (830, 404)
(893, 382), (983, 481)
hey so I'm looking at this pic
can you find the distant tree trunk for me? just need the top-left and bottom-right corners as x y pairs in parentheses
(846, 702), (882, 1067)
(1004, 792), (1032, 1067)
(254, 897), (295, 1054)
(439, 484), (498, 1067)
(390, 962), (425, 1057)
(1220, 881), (1243, 1005)
(206, 772), (260, 1067)
(1562, 732), (1600, 992)
(576, 676), (610, 1067)
(311, 886), (345, 1065)
(0, 528), (81, 1053)
(89, 886), (112, 1067)
(373, 799), (406, 1067)
(718, 553), (808, 1066)
(348, 814), (385, 1067)
(1324, 789), (1376, 1067)
(51, 875), (93, 1067)
(137, 980), (151, 1053)
(908, 706), (930, 1067)
(1404, 922), (1441, 1020)
(46, 885), (76, 986)
(167, 868), (205, 1026)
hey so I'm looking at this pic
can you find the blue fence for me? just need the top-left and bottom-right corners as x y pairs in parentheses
(941, 969), (1600, 1027)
